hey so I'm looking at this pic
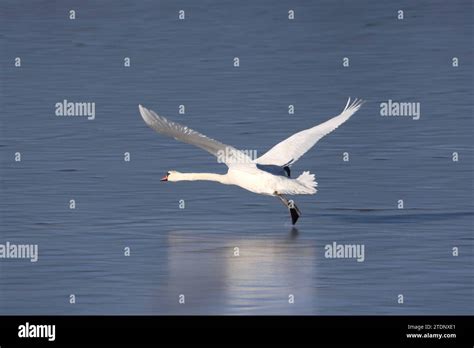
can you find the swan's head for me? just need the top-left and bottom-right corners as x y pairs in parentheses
(161, 170), (180, 182)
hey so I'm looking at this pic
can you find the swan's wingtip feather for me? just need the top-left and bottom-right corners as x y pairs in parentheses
(344, 97), (351, 111)
(138, 104), (156, 126)
(345, 97), (366, 111)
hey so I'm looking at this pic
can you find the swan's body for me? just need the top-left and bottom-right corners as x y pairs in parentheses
(139, 98), (364, 224)
(167, 167), (315, 196)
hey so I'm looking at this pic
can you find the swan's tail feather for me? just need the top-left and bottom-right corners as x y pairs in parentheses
(297, 171), (318, 194)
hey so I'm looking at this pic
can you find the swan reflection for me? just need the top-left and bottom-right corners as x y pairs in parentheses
(155, 227), (317, 314)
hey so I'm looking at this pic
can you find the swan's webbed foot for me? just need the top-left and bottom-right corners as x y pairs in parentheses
(275, 193), (301, 225)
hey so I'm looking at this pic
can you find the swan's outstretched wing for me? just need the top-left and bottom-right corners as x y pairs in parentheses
(139, 105), (252, 167)
(255, 98), (364, 166)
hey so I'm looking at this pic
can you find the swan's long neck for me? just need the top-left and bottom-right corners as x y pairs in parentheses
(172, 172), (228, 184)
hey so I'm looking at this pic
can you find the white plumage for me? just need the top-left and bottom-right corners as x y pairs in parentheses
(255, 98), (363, 166)
(139, 98), (364, 224)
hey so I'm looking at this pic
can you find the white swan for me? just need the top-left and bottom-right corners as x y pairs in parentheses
(139, 98), (364, 224)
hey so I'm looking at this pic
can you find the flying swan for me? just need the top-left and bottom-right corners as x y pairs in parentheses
(139, 98), (364, 225)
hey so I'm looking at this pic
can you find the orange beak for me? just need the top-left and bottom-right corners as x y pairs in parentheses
(161, 175), (168, 182)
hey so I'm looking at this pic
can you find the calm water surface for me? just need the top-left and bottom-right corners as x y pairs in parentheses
(0, 0), (472, 314)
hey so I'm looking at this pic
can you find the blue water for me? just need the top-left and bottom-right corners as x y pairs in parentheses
(0, 0), (472, 314)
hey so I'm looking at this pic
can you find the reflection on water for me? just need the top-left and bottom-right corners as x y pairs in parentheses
(156, 227), (316, 314)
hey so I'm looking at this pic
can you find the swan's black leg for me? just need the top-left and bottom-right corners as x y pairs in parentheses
(275, 193), (301, 225)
